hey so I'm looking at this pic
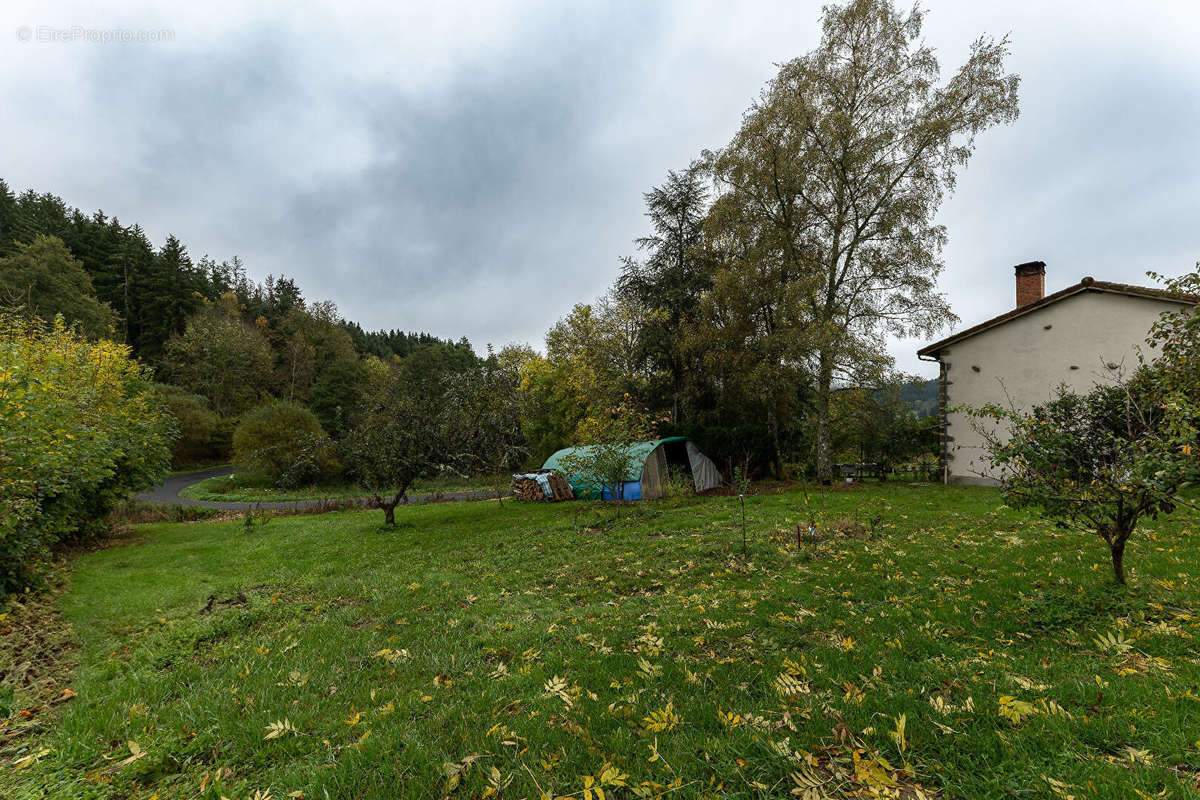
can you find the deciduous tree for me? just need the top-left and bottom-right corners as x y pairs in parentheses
(161, 301), (274, 417)
(971, 378), (1198, 585)
(340, 349), (464, 525)
(973, 267), (1200, 584)
(706, 0), (1019, 480)
(449, 345), (529, 502)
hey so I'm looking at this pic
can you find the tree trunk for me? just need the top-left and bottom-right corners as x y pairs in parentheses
(378, 488), (407, 526)
(740, 494), (747, 559)
(1110, 536), (1128, 585)
(768, 407), (784, 479)
(815, 352), (834, 484)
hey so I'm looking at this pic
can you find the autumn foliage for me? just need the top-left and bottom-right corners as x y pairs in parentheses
(0, 311), (174, 591)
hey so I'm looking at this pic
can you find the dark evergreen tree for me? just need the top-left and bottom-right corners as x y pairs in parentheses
(13, 191), (70, 245)
(138, 235), (204, 359)
(617, 163), (712, 422)
(0, 179), (19, 256)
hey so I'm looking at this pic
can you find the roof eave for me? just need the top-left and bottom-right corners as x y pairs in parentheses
(916, 280), (1197, 358)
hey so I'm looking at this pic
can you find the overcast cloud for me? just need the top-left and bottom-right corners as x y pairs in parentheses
(2, 0), (1199, 376)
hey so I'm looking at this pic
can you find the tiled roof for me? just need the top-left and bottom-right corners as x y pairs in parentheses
(917, 277), (1198, 358)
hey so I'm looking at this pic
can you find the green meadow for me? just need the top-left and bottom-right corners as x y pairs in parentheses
(4, 483), (1200, 799)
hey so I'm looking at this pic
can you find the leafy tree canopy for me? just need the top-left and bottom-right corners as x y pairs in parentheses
(0, 235), (118, 337)
(705, 0), (1018, 479)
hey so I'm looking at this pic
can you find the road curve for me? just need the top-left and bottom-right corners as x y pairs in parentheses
(136, 467), (507, 511)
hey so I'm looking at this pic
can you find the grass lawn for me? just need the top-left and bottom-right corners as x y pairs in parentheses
(179, 472), (511, 503)
(4, 483), (1200, 799)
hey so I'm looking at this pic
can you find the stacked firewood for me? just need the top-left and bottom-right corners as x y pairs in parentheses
(512, 477), (546, 502)
(512, 471), (575, 502)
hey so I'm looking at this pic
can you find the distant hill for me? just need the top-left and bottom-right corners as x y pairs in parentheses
(901, 377), (939, 418)
(0, 178), (469, 363)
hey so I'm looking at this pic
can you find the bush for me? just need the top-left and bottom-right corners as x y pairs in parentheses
(0, 311), (175, 593)
(232, 401), (340, 488)
(156, 383), (226, 466)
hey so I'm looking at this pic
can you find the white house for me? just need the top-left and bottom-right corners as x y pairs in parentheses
(917, 262), (1195, 485)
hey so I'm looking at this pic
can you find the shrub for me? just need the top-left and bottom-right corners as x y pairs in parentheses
(155, 383), (225, 466)
(232, 401), (339, 488)
(0, 311), (175, 593)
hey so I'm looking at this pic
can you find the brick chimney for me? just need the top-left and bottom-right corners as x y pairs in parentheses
(1015, 261), (1046, 307)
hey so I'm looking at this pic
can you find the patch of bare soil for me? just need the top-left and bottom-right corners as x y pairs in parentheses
(198, 591), (248, 615)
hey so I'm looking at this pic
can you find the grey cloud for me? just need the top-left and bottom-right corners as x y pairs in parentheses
(68, 3), (669, 348)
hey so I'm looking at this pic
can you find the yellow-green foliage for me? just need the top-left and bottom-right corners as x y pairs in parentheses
(0, 311), (174, 592)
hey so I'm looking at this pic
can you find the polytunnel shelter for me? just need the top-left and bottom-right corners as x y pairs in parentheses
(542, 436), (722, 500)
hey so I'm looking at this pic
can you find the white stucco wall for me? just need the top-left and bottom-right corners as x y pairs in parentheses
(939, 290), (1189, 485)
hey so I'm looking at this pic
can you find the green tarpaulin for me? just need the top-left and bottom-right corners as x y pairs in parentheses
(542, 436), (724, 500)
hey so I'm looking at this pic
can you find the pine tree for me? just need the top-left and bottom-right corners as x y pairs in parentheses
(0, 179), (19, 256)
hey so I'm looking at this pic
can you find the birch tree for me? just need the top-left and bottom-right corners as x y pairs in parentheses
(706, 0), (1019, 480)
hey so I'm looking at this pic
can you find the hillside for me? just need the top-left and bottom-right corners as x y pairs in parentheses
(901, 377), (939, 417)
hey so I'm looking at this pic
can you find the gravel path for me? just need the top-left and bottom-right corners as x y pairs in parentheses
(136, 467), (506, 511)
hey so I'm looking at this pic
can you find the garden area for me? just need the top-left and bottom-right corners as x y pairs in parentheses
(4, 483), (1200, 799)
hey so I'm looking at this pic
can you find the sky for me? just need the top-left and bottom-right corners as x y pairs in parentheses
(2, 1), (1199, 377)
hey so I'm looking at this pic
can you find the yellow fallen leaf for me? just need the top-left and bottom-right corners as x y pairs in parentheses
(14, 748), (53, 768)
(111, 741), (146, 769)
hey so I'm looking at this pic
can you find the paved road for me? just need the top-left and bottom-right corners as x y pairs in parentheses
(137, 467), (506, 511)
